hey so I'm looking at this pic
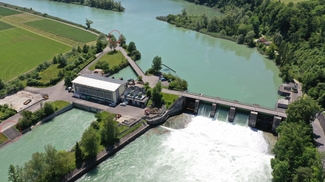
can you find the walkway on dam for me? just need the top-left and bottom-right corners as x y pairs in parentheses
(161, 89), (287, 118)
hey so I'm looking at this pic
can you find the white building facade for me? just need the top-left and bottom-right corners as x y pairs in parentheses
(72, 74), (127, 103)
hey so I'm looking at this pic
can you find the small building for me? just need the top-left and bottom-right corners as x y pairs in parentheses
(278, 82), (298, 96)
(277, 99), (289, 109)
(72, 74), (127, 103)
(121, 86), (149, 108)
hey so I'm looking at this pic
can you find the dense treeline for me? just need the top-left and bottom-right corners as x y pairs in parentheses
(0, 104), (16, 122)
(49, 0), (125, 12)
(159, 0), (325, 109)
(271, 97), (324, 182)
(18, 102), (56, 131)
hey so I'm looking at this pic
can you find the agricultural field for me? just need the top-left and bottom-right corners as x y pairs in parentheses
(26, 19), (97, 43)
(6, 13), (42, 23)
(0, 27), (70, 81)
(89, 51), (125, 71)
(0, 6), (20, 16)
(0, 21), (14, 31)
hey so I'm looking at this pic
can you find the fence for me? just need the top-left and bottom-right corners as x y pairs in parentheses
(184, 91), (277, 111)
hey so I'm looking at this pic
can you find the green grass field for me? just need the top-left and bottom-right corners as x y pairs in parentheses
(0, 6), (21, 16)
(26, 19), (97, 43)
(51, 100), (70, 111)
(0, 27), (70, 81)
(0, 21), (14, 31)
(89, 51), (125, 71)
(39, 64), (60, 83)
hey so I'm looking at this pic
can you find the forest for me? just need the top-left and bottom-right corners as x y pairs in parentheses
(49, 0), (125, 12)
(157, 0), (325, 181)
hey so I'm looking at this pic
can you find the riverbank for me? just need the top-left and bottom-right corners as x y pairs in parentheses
(64, 123), (151, 182)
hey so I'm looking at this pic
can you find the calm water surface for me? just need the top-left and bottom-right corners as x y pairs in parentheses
(1, 0), (282, 108)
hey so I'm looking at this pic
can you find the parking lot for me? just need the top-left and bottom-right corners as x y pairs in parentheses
(0, 91), (43, 112)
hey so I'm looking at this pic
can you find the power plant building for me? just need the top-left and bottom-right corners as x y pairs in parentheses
(72, 74), (127, 103)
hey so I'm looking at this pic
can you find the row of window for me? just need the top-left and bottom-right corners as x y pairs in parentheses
(75, 84), (113, 100)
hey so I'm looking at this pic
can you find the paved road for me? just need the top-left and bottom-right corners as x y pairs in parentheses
(312, 118), (325, 152)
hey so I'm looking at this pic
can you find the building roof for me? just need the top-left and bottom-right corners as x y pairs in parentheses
(278, 99), (289, 105)
(72, 74), (127, 92)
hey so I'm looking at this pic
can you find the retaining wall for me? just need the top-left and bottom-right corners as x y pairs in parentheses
(64, 125), (151, 182)
(72, 102), (103, 113)
(146, 96), (186, 126)
(41, 104), (73, 123)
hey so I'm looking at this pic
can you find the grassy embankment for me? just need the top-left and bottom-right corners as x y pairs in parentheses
(146, 92), (179, 109)
(89, 51), (125, 71)
(0, 8), (97, 82)
(51, 100), (71, 111)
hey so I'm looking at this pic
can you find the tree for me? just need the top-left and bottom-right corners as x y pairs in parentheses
(85, 19), (93, 29)
(75, 142), (83, 168)
(100, 114), (118, 145)
(127, 41), (136, 53)
(151, 56), (162, 74)
(95, 60), (110, 73)
(286, 96), (321, 124)
(81, 127), (99, 157)
(43, 102), (55, 116)
(0, 79), (5, 90)
(8, 165), (20, 182)
(119, 34), (126, 47)
(151, 82), (163, 107)
(237, 34), (244, 44)
(245, 30), (255, 47)
(108, 34), (118, 51)
(64, 71), (77, 87)
(57, 54), (67, 68)
(137, 75), (142, 82)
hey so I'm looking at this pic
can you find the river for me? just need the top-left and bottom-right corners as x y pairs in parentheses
(77, 106), (275, 182)
(1, 0), (282, 108)
(0, 0), (279, 181)
(0, 109), (95, 182)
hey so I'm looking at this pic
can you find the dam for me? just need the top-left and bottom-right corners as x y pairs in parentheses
(183, 93), (285, 133)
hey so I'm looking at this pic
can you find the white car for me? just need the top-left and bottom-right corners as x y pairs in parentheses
(120, 102), (126, 106)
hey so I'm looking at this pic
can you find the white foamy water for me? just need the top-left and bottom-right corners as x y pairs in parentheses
(78, 115), (273, 182)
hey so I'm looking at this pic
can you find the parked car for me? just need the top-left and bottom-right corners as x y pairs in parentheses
(109, 102), (116, 107)
(120, 102), (126, 106)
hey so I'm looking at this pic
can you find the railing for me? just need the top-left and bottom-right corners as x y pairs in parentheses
(183, 91), (282, 112)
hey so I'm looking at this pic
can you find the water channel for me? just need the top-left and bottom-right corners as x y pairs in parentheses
(1, 0), (282, 108)
(77, 106), (274, 182)
(0, 0), (281, 180)
(0, 108), (95, 182)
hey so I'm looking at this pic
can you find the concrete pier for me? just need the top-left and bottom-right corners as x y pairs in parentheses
(272, 116), (282, 133)
(210, 103), (217, 118)
(194, 100), (200, 114)
(248, 111), (258, 127)
(228, 107), (236, 122)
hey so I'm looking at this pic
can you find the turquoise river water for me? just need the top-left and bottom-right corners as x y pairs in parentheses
(0, 109), (95, 182)
(1, 0), (282, 108)
(0, 0), (280, 181)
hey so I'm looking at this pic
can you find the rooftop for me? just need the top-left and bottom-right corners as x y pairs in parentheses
(72, 74), (127, 92)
